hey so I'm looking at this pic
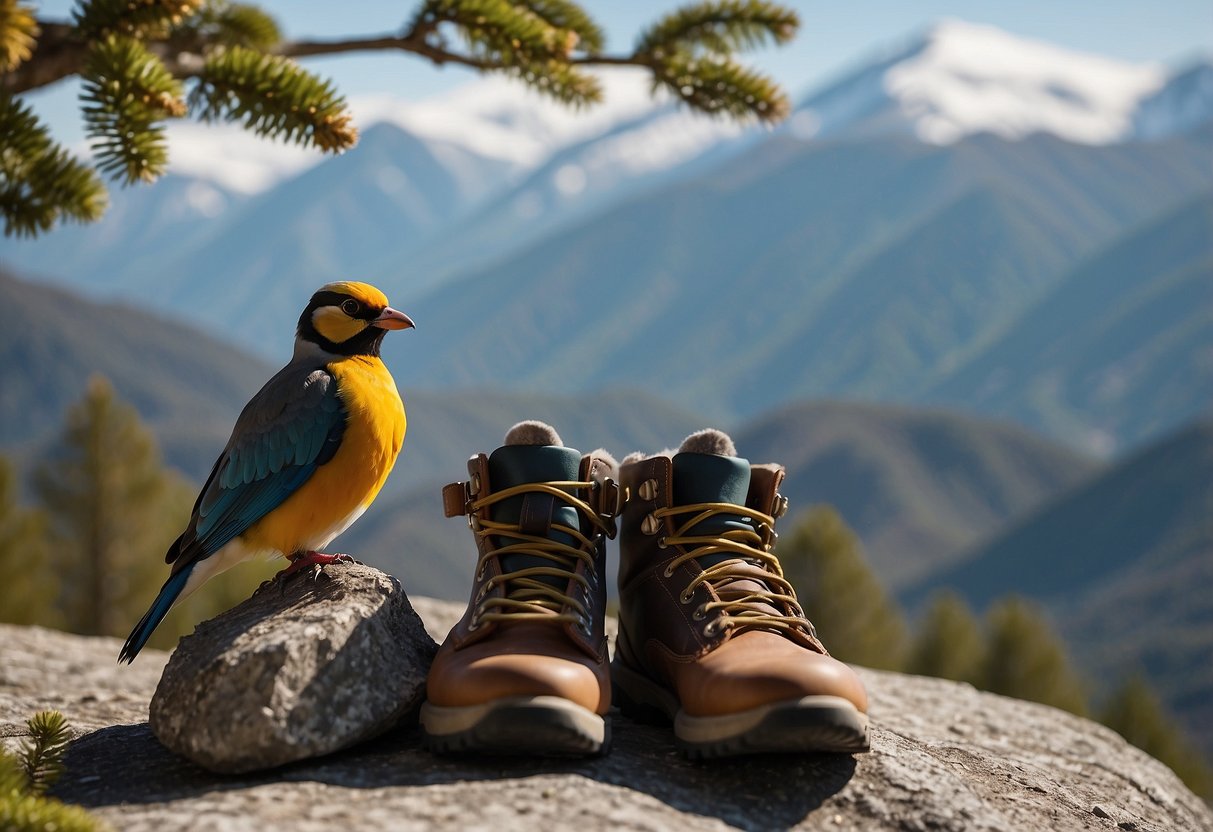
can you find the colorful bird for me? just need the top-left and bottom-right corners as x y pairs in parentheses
(119, 281), (413, 663)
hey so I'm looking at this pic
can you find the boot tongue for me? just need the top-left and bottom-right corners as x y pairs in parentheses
(672, 430), (783, 615)
(672, 429), (753, 567)
(487, 426), (582, 591)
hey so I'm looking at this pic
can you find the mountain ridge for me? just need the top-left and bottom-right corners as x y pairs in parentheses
(906, 419), (1213, 758)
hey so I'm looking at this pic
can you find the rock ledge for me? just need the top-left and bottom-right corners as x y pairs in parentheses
(0, 597), (1209, 831)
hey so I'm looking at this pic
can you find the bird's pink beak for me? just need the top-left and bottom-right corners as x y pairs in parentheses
(372, 307), (415, 331)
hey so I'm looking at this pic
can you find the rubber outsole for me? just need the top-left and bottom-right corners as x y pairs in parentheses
(612, 659), (870, 759)
(420, 696), (609, 757)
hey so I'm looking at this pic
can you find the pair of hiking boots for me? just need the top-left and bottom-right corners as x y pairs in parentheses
(419, 421), (870, 759)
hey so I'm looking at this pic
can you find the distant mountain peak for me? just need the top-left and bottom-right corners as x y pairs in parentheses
(793, 19), (1164, 146)
(1133, 59), (1213, 139)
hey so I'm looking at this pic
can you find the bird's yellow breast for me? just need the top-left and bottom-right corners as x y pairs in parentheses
(245, 355), (406, 556)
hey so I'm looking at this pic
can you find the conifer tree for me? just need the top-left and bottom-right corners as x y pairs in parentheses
(30, 376), (275, 647)
(978, 596), (1088, 717)
(0, 454), (59, 627)
(1, 0), (800, 237)
(778, 505), (909, 670)
(32, 375), (191, 637)
(1100, 674), (1213, 798)
(907, 589), (985, 684)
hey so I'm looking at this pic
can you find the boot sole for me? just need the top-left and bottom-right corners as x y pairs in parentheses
(612, 660), (870, 759)
(420, 696), (609, 757)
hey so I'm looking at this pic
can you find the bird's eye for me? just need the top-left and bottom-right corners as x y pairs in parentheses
(340, 299), (361, 316)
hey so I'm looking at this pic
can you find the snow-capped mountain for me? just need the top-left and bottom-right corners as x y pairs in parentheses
(160, 67), (667, 197)
(1132, 60), (1213, 139)
(1, 19), (1201, 361)
(376, 99), (752, 284)
(790, 20), (1164, 145)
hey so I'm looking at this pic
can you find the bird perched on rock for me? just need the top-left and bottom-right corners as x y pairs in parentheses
(119, 282), (414, 663)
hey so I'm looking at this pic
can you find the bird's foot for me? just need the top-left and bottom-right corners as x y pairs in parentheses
(253, 552), (358, 597)
(281, 551), (357, 581)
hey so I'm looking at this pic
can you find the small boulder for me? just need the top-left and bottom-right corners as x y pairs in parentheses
(149, 562), (437, 773)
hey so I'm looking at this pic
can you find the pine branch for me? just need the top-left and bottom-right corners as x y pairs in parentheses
(515, 0), (604, 53)
(81, 35), (185, 184)
(414, 0), (578, 67)
(172, 1), (281, 51)
(512, 57), (601, 107)
(636, 0), (798, 56)
(0, 93), (107, 236)
(73, 0), (202, 39)
(654, 52), (789, 123)
(0, 0), (38, 72)
(0, 789), (107, 832)
(191, 45), (356, 152)
(0, 751), (23, 795)
(19, 711), (71, 795)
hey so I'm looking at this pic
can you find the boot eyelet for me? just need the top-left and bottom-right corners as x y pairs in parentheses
(657, 536), (668, 549)
(692, 606), (706, 621)
(662, 564), (675, 578)
(638, 478), (659, 501)
(641, 513), (661, 535)
(703, 621), (718, 637)
(679, 589), (693, 604)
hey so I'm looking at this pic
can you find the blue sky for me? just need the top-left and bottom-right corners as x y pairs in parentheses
(23, 0), (1213, 143)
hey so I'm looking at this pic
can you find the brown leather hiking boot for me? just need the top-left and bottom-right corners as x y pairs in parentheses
(421, 421), (621, 755)
(612, 428), (870, 758)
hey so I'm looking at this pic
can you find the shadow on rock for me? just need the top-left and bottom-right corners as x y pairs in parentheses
(57, 716), (856, 832)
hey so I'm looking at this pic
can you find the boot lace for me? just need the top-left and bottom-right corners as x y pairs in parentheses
(654, 502), (814, 638)
(469, 481), (609, 627)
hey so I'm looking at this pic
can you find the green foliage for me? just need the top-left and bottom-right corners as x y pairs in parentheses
(73, 0), (201, 39)
(978, 596), (1088, 716)
(511, 57), (602, 107)
(636, 0), (797, 55)
(0, 711), (108, 832)
(191, 45), (357, 151)
(416, 0), (602, 106)
(173, 1), (280, 51)
(14, 372), (274, 648)
(0, 456), (59, 627)
(517, 0), (604, 52)
(81, 34), (185, 184)
(0, 0), (38, 71)
(637, 1), (796, 122)
(778, 505), (909, 670)
(1100, 675), (1213, 798)
(0, 790), (106, 832)
(419, 0), (578, 62)
(0, 94), (108, 236)
(18, 712), (71, 796)
(654, 52), (788, 123)
(907, 590), (985, 684)
(33, 375), (193, 638)
(4, 0), (799, 236)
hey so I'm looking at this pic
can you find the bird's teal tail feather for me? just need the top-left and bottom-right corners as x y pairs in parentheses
(119, 565), (193, 663)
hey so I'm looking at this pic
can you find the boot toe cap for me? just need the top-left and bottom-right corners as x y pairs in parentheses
(427, 626), (609, 713)
(676, 631), (868, 717)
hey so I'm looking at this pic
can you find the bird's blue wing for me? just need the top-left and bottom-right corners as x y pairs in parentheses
(167, 365), (346, 569)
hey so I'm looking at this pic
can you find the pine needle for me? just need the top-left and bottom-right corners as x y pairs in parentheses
(19, 711), (71, 795)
